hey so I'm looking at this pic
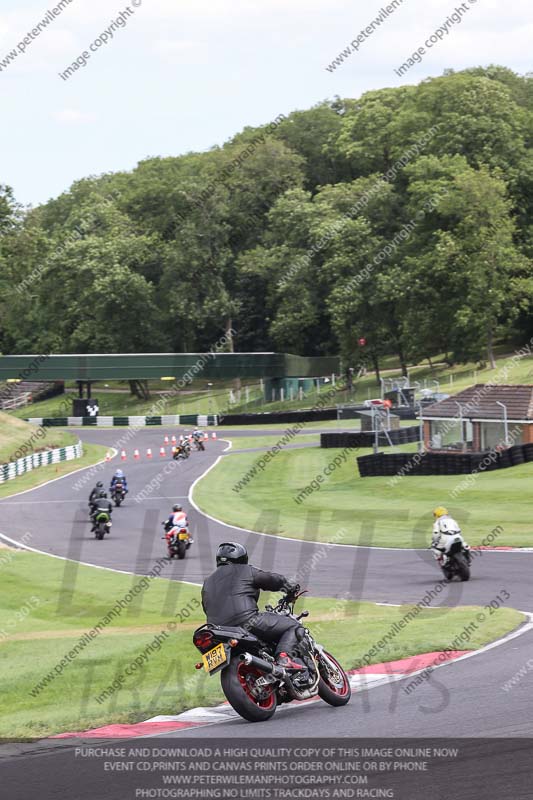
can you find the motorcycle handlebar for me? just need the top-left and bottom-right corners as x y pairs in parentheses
(275, 585), (306, 611)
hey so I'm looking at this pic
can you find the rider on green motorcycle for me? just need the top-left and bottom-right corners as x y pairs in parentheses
(91, 491), (113, 532)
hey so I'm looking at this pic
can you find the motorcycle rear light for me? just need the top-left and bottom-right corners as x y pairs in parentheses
(195, 662), (203, 670)
(193, 630), (214, 650)
(229, 639), (238, 647)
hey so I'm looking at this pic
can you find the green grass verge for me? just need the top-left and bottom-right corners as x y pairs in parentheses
(0, 411), (76, 464)
(0, 443), (109, 500)
(0, 549), (523, 739)
(194, 444), (533, 547)
(226, 433), (321, 450)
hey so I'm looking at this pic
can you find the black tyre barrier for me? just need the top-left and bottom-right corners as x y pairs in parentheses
(357, 443), (533, 478)
(219, 404), (420, 427)
(510, 447), (525, 465)
(321, 427), (421, 449)
(498, 450), (513, 469)
(219, 407), (342, 425)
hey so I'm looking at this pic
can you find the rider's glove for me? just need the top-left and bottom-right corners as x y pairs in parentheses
(284, 581), (300, 596)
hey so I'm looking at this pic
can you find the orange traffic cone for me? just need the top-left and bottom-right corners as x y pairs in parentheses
(203, 432), (208, 440)
(171, 435), (177, 445)
(105, 451), (112, 462)
(147, 448), (153, 459)
(160, 447), (166, 457)
(212, 431), (217, 439)
(164, 435), (169, 444)
(121, 450), (127, 461)
(134, 449), (140, 460)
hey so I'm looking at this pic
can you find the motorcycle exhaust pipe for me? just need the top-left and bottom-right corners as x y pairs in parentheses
(239, 652), (284, 677)
(239, 653), (319, 700)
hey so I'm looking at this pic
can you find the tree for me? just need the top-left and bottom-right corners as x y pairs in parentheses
(274, 102), (351, 190)
(3, 66), (533, 370)
(2, 196), (163, 354)
(401, 156), (531, 367)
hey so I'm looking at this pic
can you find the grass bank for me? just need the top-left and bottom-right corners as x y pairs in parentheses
(194, 443), (533, 547)
(0, 411), (76, 464)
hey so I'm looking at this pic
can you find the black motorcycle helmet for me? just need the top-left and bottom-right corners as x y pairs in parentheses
(216, 542), (248, 567)
(96, 481), (103, 489)
(173, 504), (182, 512)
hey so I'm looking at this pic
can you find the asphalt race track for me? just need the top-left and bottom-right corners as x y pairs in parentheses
(1, 427), (533, 750)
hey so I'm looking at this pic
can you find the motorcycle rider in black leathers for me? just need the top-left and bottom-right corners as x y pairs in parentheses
(88, 481), (105, 516)
(201, 542), (305, 670)
(90, 491), (113, 532)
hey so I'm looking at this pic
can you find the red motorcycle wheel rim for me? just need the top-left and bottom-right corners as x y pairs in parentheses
(236, 663), (275, 709)
(321, 652), (350, 696)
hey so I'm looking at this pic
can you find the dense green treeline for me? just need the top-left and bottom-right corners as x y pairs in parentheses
(1, 66), (532, 374)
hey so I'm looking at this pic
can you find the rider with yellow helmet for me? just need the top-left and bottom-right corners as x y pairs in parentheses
(431, 507), (471, 566)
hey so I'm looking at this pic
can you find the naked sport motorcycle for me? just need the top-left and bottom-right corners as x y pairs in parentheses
(192, 587), (351, 722)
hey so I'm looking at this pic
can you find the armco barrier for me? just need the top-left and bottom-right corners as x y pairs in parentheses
(25, 415), (218, 427)
(0, 440), (83, 483)
(356, 444), (533, 478)
(321, 426), (420, 449)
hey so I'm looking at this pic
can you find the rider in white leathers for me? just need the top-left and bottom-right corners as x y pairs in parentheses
(431, 506), (471, 566)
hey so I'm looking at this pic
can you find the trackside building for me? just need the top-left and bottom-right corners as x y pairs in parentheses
(420, 384), (533, 451)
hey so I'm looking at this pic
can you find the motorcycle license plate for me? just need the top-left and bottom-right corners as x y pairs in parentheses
(179, 533), (189, 540)
(202, 643), (227, 673)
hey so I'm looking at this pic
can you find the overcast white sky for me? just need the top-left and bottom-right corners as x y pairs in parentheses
(0, 0), (531, 208)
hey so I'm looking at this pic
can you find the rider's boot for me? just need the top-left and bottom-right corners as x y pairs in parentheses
(277, 652), (306, 671)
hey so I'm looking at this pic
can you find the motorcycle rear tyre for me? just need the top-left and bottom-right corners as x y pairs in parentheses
(220, 658), (277, 722)
(455, 552), (470, 582)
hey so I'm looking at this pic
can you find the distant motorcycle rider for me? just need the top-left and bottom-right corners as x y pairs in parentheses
(88, 481), (105, 514)
(173, 441), (190, 458)
(91, 491), (113, 532)
(431, 507), (471, 566)
(193, 429), (205, 450)
(109, 469), (128, 495)
(201, 542), (305, 671)
(163, 504), (193, 543)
